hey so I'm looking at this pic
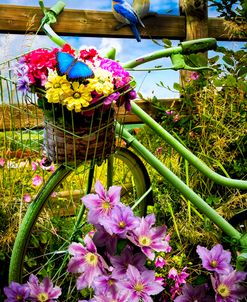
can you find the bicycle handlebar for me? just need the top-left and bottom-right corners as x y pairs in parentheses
(180, 38), (217, 54)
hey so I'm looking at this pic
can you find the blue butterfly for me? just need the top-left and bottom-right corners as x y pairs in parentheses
(56, 52), (94, 81)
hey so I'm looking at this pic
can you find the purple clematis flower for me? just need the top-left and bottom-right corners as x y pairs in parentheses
(93, 291), (128, 302)
(81, 180), (121, 225)
(92, 274), (119, 296)
(27, 274), (61, 302)
(174, 284), (214, 302)
(110, 246), (147, 279)
(93, 224), (118, 255)
(67, 235), (108, 290)
(100, 205), (139, 236)
(211, 270), (247, 302)
(4, 281), (30, 302)
(127, 213), (170, 260)
(119, 264), (164, 302)
(196, 244), (232, 274)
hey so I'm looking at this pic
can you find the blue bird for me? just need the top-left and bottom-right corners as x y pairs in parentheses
(132, 0), (150, 18)
(112, 0), (145, 42)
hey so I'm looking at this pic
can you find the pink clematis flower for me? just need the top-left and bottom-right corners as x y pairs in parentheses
(81, 180), (121, 225)
(4, 281), (30, 302)
(99, 205), (139, 237)
(67, 235), (108, 290)
(211, 270), (247, 302)
(174, 284), (214, 302)
(119, 265), (163, 302)
(28, 274), (61, 302)
(196, 244), (232, 274)
(111, 246), (147, 279)
(190, 71), (200, 80)
(127, 213), (171, 260)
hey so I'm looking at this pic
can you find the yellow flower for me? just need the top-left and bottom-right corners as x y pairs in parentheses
(45, 71), (71, 103)
(87, 68), (114, 96)
(62, 82), (92, 112)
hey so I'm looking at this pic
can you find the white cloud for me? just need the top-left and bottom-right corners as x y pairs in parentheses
(98, 38), (123, 56)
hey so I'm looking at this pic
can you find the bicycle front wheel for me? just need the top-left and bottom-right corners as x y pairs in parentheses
(9, 147), (151, 301)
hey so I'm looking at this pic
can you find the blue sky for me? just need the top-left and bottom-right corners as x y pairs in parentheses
(0, 1), (244, 99)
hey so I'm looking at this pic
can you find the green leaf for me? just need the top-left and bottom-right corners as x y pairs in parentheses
(237, 66), (247, 77)
(162, 38), (172, 48)
(209, 55), (220, 64)
(222, 55), (235, 66)
(173, 82), (182, 91)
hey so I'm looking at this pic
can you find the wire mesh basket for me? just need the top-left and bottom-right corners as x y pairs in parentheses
(0, 53), (129, 168)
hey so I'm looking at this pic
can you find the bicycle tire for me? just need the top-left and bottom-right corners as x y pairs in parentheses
(8, 147), (151, 297)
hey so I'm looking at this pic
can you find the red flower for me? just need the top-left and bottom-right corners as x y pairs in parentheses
(24, 48), (58, 86)
(79, 48), (101, 64)
(61, 43), (76, 55)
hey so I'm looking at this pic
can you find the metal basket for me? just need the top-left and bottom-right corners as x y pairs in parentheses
(0, 55), (127, 168)
(43, 102), (116, 164)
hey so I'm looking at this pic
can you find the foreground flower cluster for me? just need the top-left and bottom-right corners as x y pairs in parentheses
(15, 44), (136, 112)
(67, 180), (171, 300)
(4, 181), (247, 302)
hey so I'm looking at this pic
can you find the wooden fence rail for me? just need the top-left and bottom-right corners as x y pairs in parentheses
(0, 5), (246, 41)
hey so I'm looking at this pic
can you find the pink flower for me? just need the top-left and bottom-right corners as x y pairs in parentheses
(211, 270), (247, 302)
(32, 175), (43, 186)
(31, 162), (38, 171)
(67, 235), (108, 290)
(127, 213), (171, 260)
(155, 276), (166, 286)
(155, 256), (167, 268)
(168, 267), (178, 280)
(196, 244), (232, 274)
(22, 48), (58, 87)
(23, 194), (31, 203)
(173, 114), (180, 122)
(168, 267), (189, 285)
(165, 110), (175, 115)
(119, 265), (163, 302)
(51, 191), (57, 198)
(190, 71), (199, 80)
(28, 274), (61, 302)
(81, 180), (122, 225)
(0, 158), (5, 167)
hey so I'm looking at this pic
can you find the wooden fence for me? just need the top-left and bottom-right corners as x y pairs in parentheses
(0, 4), (246, 41)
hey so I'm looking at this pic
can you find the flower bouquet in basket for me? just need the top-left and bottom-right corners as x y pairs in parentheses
(15, 44), (137, 164)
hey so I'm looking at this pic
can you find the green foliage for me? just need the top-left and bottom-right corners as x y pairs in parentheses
(136, 45), (247, 252)
(209, 0), (247, 37)
(209, 0), (247, 21)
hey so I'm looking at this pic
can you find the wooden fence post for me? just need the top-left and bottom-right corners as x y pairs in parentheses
(179, 0), (208, 85)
